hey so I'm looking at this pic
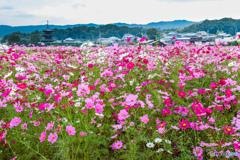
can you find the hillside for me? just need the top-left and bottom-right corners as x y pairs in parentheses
(178, 18), (240, 35)
(0, 20), (198, 38)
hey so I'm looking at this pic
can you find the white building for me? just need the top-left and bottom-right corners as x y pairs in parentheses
(97, 37), (121, 44)
(122, 34), (135, 41)
(64, 38), (74, 43)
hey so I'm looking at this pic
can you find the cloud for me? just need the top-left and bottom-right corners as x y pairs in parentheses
(157, 0), (222, 2)
(72, 3), (86, 9)
(0, 6), (14, 10)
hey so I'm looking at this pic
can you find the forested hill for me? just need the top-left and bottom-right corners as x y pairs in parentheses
(0, 20), (197, 38)
(178, 18), (240, 35)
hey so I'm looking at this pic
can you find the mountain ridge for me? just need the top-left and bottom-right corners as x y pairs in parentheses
(0, 20), (199, 38)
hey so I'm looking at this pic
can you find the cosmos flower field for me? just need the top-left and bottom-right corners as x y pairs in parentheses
(1, 41), (240, 159)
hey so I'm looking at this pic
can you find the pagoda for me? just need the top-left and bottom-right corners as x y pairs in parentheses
(41, 21), (54, 42)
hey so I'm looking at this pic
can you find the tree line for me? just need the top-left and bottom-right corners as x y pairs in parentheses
(178, 18), (240, 35)
(1, 24), (180, 45)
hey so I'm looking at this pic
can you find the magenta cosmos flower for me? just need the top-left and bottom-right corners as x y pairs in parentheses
(17, 83), (27, 89)
(223, 125), (235, 135)
(66, 126), (76, 135)
(48, 133), (58, 144)
(161, 108), (172, 116)
(179, 119), (190, 130)
(198, 88), (206, 95)
(39, 132), (46, 142)
(233, 142), (240, 150)
(126, 62), (135, 69)
(95, 104), (104, 114)
(126, 37), (131, 42)
(178, 91), (186, 98)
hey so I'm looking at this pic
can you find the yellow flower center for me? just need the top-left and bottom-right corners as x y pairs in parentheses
(182, 123), (186, 127)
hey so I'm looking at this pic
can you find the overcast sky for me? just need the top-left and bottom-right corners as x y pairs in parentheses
(0, 0), (239, 26)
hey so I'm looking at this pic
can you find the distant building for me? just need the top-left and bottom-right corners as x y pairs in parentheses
(217, 33), (231, 39)
(41, 21), (54, 42)
(97, 37), (121, 45)
(175, 37), (190, 43)
(122, 34), (135, 41)
(190, 37), (206, 46)
(64, 38), (74, 43)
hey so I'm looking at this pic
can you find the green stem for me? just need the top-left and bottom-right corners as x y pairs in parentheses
(17, 139), (47, 160)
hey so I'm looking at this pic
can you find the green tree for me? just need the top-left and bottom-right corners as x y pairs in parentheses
(19, 38), (29, 45)
(30, 34), (40, 43)
(136, 33), (143, 38)
(146, 28), (158, 40)
(8, 34), (20, 45)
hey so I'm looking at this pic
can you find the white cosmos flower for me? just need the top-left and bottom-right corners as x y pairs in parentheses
(154, 138), (162, 143)
(146, 142), (154, 148)
(167, 150), (173, 154)
(4, 72), (12, 79)
(74, 102), (81, 107)
(62, 118), (68, 123)
(228, 62), (235, 67)
(15, 67), (25, 72)
(69, 72), (74, 76)
(157, 148), (164, 152)
(165, 140), (171, 144)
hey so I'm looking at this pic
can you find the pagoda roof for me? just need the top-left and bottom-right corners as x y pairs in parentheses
(43, 27), (54, 32)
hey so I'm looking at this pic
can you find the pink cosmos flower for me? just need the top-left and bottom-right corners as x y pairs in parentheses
(193, 146), (203, 157)
(11, 117), (21, 127)
(111, 140), (123, 150)
(80, 132), (87, 136)
(199, 124), (210, 130)
(29, 110), (33, 118)
(179, 119), (190, 130)
(39, 132), (46, 142)
(118, 109), (130, 120)
(21, 123), (28, 130)
(34, 122), (40, 126)
(95, 104), (104, 114)
(46, 121), (54, 131)
(126, 62), (135, 69)
(111, 134), (118, 139)
(15, 105), (24, 112)
(126, 37), (131, 42)
(171, 125), (180, 130)
(125, 94), (138, 106)
(85, 102), (94, 109)
(158, 127), (166, 134)
(66, 125), (76, 135)
(48, 132), (58, 144)
(140, 114), (149, 124)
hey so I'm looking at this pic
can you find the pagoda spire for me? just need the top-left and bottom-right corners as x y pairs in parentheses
(47, 20), (49, 28)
